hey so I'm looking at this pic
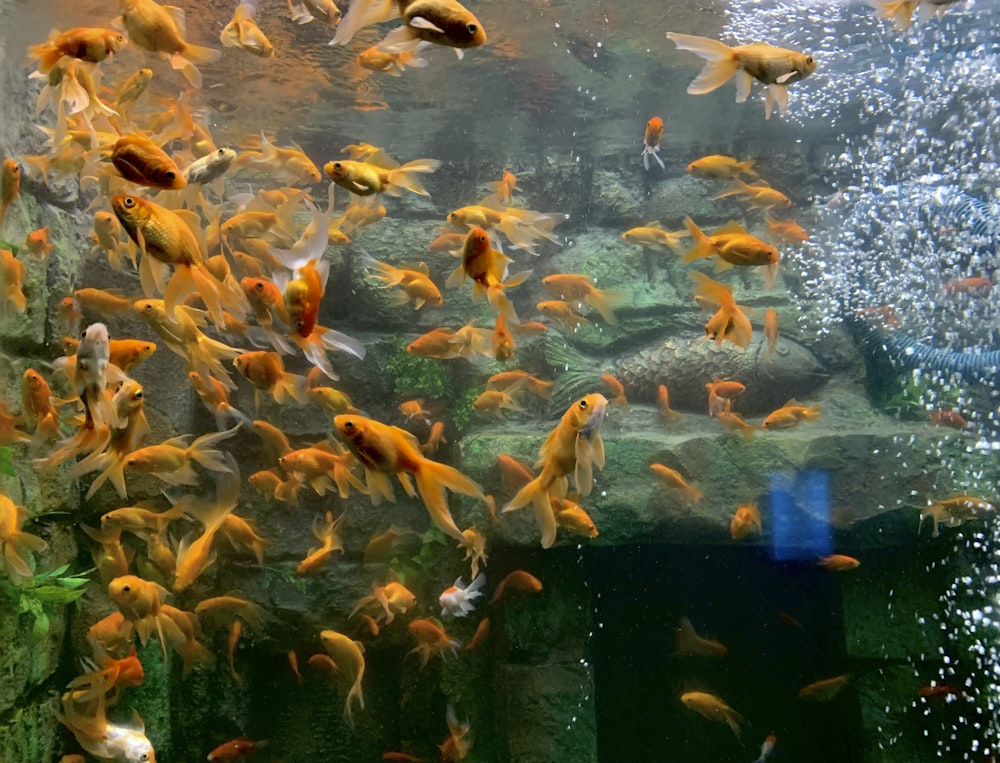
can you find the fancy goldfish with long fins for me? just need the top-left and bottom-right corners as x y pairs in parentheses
(446, 225), (531, 321)
(641, 116), (665, 170)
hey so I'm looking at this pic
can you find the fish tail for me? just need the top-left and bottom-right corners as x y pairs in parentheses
(873, 0), (917, 30)
(544, 333), (602, 411)
(29, 43), (63, 73)
(666, 33), (738, 94)
(486, 285), (519, 323)
(386, 159), (441, 197)
(684, 484), (704, 504)
(187, 425), (242, 473)
(273, 371), (311, 405)
(711, 178), (751, 201)
(586, 287), (624, 326)
(331, 0), (398, 45)
(738, 159), (758, 177)
(167, 53), (204, 89)
(503, 476), (557, 548)
(414, 459), (484, 542)
(187, 264), (235, 330)
(682, 216), (715, 262)
(345, 675), (365, 725)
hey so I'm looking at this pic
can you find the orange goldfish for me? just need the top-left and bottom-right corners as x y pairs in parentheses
(680, 691), (743, 739)
(438, 704), (473, 763)
(351, 579), (417, 624)
(333, 0), (486, 56)
(319, 630), (366, 724)
(675, 617), (728, 658)
(504, 394), (608, 548)
(172, 461), (241, 592)
(656, 384), (682, 422)
(72, 288), (133, 316)
(717, 407), (759, 438)
(817, 554), (860, 571)
(188, 371), (251, 431)
(428, 231), (466, 252)
(110, 135), (186, 189)
(236, 134), (322, 186)
(690, 272), (753, 348)
(297, 511), (346, 574)
(408, 618), (460, 667)
(872, 0), (960, 31)
(683, 217), (780, 277)
(473, 388), (524, 418)
(942, 276), (993, 296)
(0, 248), (26, 316)
(753, 734), (777, 763)
(490, 570), (543, 604)
(446, 197), (566, 255)
(667, 33), (816, 119)
(552, 497), (599, 538)
(764, 213), (808, 244)
(763, 309), (778, 358)
(798, 674), (851, 701)
(207, 737), (267, 762)
(25, 227), (54, 259)
(363, 255), (443, 309)
(487, 371), (552, 400)
(686, 154), (757, 179)
(66, 647), (144, 703)
(491, 169), (519, 205)
(620, 223), (690, 255)
(28, 27), (126, 72)
(334, 413), (485, 541)
(117, 0), (222, 88)
(324, 157), (440, 196)
(357, 43), (429, 75)
(713, 179), (791, 211)
(730, 502), (762, 540)
(220, 3), (275, 58)
(445, 226), (531, 321)
(762, 400), (822, 429)
(107, 574), (172, 652)
(56, 691), (156, 763)
(0, 493), (48, 583)
(601, 373), (627, 407)
(21, 368), (62, 446)
(919, 495), (995, 537)
(124, 425), (239, 487)
(650, 464), (703, 504)
(280, 445), (366, 498)
(234, 351), (310, 408)
(1, 158), (21, 228)
(420, 421), (447, 455)
(641, 116), (665, 170)
(542, 274), (624, 326)
(491, 313), (515, 361)
(88, 211), (129, 270)
(362, 524), (422, 564)
(289, 0), (342, 25)
(465, 617), (490, 652)
(705, 378), (745, 416)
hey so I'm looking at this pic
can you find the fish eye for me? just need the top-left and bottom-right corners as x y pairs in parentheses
(806, 56), (814, 64)
(217, 148), (226, 156)
(254, 282), (264, 292)
(477, 235), (486, 243)
(579, 399), (588, 409)
(294, 319), (305, 329)
(134, 390), (143, 399)
(140, 755), (149, 762)
(123, 196), (135, 208)
(165, 171), (175, 180)
(343, 420), (355, 431)
(467, 23), (478, 34)
(121, 584), (132, 593)
(333, 162), (343, 170)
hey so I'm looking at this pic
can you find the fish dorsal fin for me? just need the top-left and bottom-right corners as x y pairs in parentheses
(475, 193), (505, 211)
(713, 220), (748, 236)
(749, 179), (771, 188)
(173, 208), (207, 253)
(400, 261), (429, 275)
(163, 5), (187, 35)
(644, 221), (663, 229)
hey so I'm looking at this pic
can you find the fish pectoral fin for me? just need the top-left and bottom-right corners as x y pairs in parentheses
(407, 15), (445, 33)
(734, 70), (753, 103)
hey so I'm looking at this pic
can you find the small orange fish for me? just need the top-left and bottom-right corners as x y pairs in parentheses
(288, 650), (304, 684)
(942, 276), (992, 296)
(420, 421), (447, 455)
(408, 618), (460, 668)
(713, 178), (791, 211)
(691, 272), (753, 347)
(207, 736), (267, 762)
(357, 44), (428, 75)
(446, 225), (531, 321)
(818, 554), (860, 571)
(730, 502), (762, 541)
(227, 620), (244, 684)
(490, 570), (543, 604)
(537, 300), (591, 331)
(234, 351), (310, 408)
(488, 371), (552, 400)
(918, 683), (965, 699)
(542, 273), (623, 326)
(650, 464), (703, 504)
(220, 3), (275, 57)
(763, 309), (778, 358)
(641, 116), (665, 170)
(675, 616), (728, 658)
(601, 373), (628, 407)
(762, 400), (822, 429)
(686, 154), (757, 179)
(492, 169), (519, 205)
(319, 629), (366, 724)
(705, 378), (745, 416)
(717, 407), (758, 438)
(927, 409), (967, 430)
(683, 217), (780, 273)
(297, 511), (347, 574)
(1, 158), (21, 227)
(24, 227), (54, 260)
(798, 674), (851, 701)
(0, 494), (48, 583)
(465, 617), (490, 652)
(680, 691), (743, 738)
(324, 157), (440, 197)
(656, 384), (682, 422)
(764, 213), (808, 244)
(363, 255), (443, 309)
(491, 313), (515, 361)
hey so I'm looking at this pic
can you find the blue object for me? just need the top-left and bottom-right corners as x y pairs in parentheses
(770, 471), (831, 561)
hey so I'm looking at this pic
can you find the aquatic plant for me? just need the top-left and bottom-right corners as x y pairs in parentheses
(260, 564), (310, 594)
(0, 446), (15, 477)
(0, 564), (92, 642)
(386, 337), (451, 399)
(450, 386), (480, 434)
(0, 239), (17, 254)
(882, 372), (962, 419)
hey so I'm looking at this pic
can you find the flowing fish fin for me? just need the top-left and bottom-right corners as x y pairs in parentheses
(666, 33), (739, 94)
(734, 70), (753, 103)
(331, 0), (397, 45)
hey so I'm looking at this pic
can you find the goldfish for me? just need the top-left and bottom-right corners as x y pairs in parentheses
(107, 574), (172, 652)
(220, 4), (275, 57)
(280, 445), (366, 498)
(753, 734), (777, 763)
(114, 67), (153, 117)
(465, 617), (490, 652)
(446, 226), (531, 321)
(289, 0), (342, 25)
(487, 371), (553, 400)
(620, 223), (690, 255)
(56, 691), (156, 763)
(249, 469), (301, 506)
(601, 373), (627, 407)
(311, 385), (357, 415)
(124, 425), (239, 487)
(428, 232), (465, 252)
(650, 464), (703, 504)
(110, 135), (186, 189)
(919, 494), (995, 536)
(67, 647), (144, 703)
(683, 217), (780, 277)
(399, 399), (432, 424)
(74, 321), (119, 431)
(717, 407), (759, 438)
(1, 158), (21, 227)
(818, 554), (860, 571)
(942, 276), (993, 296)
(438, 704), (473, 762)
(690, 272), (753, 348)
(439, 573), (485, 617)
(472, 387), (520, 418)
(234, 351), (310, 408)
(764, 213), (808, 244)
(542, 274), (624, 326)
(319, 629), (366, 724)
(667, 33), (816, 119)
(25, 227), (54, 259)
(207, 737), (267, 762)
(358, 43), (430, 76)
(220, 513), (269, 564)
(333, 0), (487, 57)
(237, 134), (322, 186)
(491, 313), (515, 361)
(363, 255), (443, 308)
(116, 0), (223, 88)
(21, 368), (62, 446)
(918, 683), (965, 699)
(227, 620), (243, 684)
(183, 147), (237, 188)
(730, 502), (762, 540)
(762, 400), (822, 429)
(408, 618), (460, 667)
(491, 169), (519, 205)
(763, 309), (778, 358)
(680, 691), (743, 739)
(362, 524), (422, 564)
(0, 493), (48, 583)
(112, 195), (245, 329)
(490, 570), (543, 604)
(324, 157), (440, 196)
(446, 197), (566, 255)
(705, 378), (745, 416)
(657, 384), (682, 423)
(686, 154), (758, 179)
(351, 579), (417, 624)
(713, 179), (791, 212)
(872, 0), (961, 31)
(641, 116), (665, 170)
(552, 498), (599, 538)
(297, 511), (347, 574)
(420, 421), (447, 455)
(674, 617), (728, 658)
(89, 211), (129, 270)
(334, 413), (486, 542)
(504, 394), (608, 548)
(798, 674), (851, 701)
(189, 371), (252, 431)
(72, 288), (134, 316)
(28, 27), (126, 72)
(0, 404), (31, 446)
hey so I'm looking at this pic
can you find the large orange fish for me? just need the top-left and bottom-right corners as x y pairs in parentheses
(28, 27), (126, 72)
(667, 33), (816, 119)
(110, 135), (186, 189)
(333, 0), (486, 57)
(334, 413), (485, 542)
(445, 226), (531, 321)
(503, 394), (608, 548)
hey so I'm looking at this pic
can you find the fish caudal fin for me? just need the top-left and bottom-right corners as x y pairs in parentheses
(503, 475), (557, 548)
(681, 216), (716, 262)
(385, 159), (441, 197)
(414, 459), (484, 542)
(667, 33), (739, 95)
(765, 84), (789, 120)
